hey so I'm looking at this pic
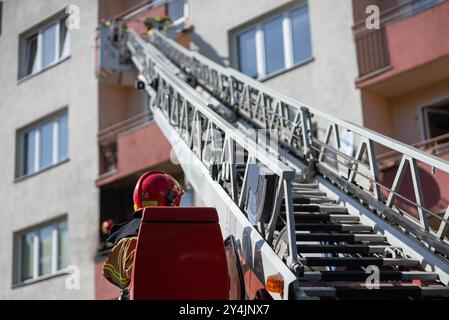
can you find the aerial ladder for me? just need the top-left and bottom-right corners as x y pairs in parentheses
(100, 13), (449, 300)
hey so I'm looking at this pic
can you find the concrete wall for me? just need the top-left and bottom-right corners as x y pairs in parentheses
(389, 78), (449, 144)
(362, 78), (449, 145)
(0, 0), (99, 299)
(188, 0), (364, 126)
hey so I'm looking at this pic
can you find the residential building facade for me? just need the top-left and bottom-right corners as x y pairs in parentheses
(0, 0), (99, 299)
(1, 0), (448, 299)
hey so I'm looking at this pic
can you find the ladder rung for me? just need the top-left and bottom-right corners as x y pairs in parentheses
(289, 204), (348, 213)
(296, 223), (372, 232)
(301, 286), (424, 298)
(291, 190), (327, 196)
(296, 233), (386, 243)
(295, 198), (338, 205)
(297, 244), (388, 254)
(291, 182), (318, 188)
(299, 257), (419, 267)
(301, 271), (439, 282)
(294, 213), (359, 223)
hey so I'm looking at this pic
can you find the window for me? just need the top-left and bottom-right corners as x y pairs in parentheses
(423, 101), (449, 139)
(167, 0), (187, 25)
(263, 16), (285, 74)
(15, 218), (69, 284)
(180, 189), (194, 206)
(17, 111), (68, 178)
(235, 3), (312, 78)
(291, 5), (312, 64)
(19, 13), (70, 79)
(238, 29), (257, 78)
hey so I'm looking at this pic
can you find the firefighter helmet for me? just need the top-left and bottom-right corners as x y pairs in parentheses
(133, 171), (184, 211)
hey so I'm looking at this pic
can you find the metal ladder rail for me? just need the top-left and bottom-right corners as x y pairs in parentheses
(148, 28), (449, 261)
(135, 29), (448, 296)
(124, 28), (449, 298)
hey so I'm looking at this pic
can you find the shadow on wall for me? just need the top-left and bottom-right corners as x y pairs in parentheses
(191, 31), (229, 66)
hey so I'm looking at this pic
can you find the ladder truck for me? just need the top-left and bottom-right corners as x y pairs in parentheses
(99, 10), (449, 300)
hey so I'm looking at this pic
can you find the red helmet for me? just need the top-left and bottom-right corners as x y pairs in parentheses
(133, 171), (184, 211)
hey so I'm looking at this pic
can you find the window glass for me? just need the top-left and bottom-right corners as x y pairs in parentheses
(25, 129), (36, 175)
(59, 19), (69, 58)
(291, 5), (312, 63)
(58, 220), (69, 269)
(20, 233), (34, 281)
(58, 114), (68, 161)
(180, 190), (193, 206)
(39, 225), (53, 276)
(423, 103), (449, 139)
(168, 0), (185, 21)
(238, 29), (257, 78)
(263, 16), (285, 74)
(42, 23), (57, 67)
(40, 121), (54, 169)
(25, 34), (38, 75)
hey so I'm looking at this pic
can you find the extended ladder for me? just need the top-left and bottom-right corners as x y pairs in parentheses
(100, 20), (449, 299)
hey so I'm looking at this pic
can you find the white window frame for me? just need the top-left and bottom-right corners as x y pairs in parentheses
(233, 3), (312, 79)
(18, 111), (68, 178)
(15, 218), (69, 285)
(19, 13), (70, 79)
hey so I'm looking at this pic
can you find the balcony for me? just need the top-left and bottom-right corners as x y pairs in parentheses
(98, 110), (152, 176)
(97, 110), (175, 187)
(353, 0), (449, 94)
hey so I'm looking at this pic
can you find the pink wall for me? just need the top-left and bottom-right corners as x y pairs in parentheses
(358, 1), (449, 88)
(97, 122), (172, 186)
(386, 1), (449, 73)
(117, 122), (172, 176)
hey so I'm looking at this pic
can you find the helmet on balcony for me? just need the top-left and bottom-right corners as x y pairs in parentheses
(133, 171), (184, 211)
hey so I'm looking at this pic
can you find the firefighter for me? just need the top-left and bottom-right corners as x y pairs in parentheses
(102, 171), (184, 298)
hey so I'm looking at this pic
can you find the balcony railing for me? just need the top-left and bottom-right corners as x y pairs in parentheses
(353, 0), (447, 80)
(378, 132), (449, 170)
(99, 110), (153, 175)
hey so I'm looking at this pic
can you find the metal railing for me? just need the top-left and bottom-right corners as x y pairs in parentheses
(148, 28), (449, 256)
(127, 29), (302, 272)
(378, 132), (449, 170)
(353, 0), (447, 79)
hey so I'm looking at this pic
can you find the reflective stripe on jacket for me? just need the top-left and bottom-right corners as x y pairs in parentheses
(102, 236), (138, 289)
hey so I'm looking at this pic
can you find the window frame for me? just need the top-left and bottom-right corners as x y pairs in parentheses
(18, 11), (71, 80)
(421, 97), (449, 140)
(167, 0), (189, 27)
(16, 109), (69, 180)
(232, 2), (313, 80)
(13, 217), (69, 287)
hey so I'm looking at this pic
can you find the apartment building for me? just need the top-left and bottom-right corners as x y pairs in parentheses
(0, 0), (99, 299)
